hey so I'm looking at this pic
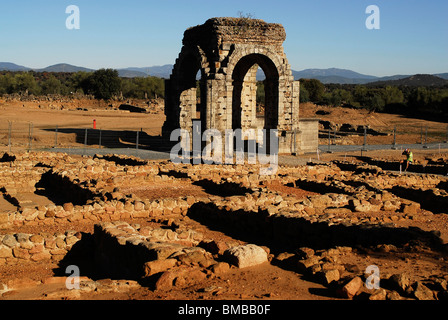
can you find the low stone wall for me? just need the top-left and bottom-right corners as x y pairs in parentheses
(93, 221), (208, 280)
(2, 196), (195, 229)
(187, 201), (442, 251)
(334, 159), (448, 177)
(390, 185), (448, 214)
(372, 172), (444, 190)
(0, 162), (46, 195)
(0, 231), (81, 265)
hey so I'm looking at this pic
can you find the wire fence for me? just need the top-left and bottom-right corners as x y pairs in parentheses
(0, 121), (174, 157)
(1, 121), (448, 158)
(319, 124), (448, 154)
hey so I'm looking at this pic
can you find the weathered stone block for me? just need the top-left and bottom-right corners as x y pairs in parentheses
(223, 244), (268, 268)
(143, 258), (177, 277)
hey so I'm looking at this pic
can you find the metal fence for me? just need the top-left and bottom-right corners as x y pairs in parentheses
(0, 121), (174, 158)
(319, 124), (448, 154)
(1, 121), (448, 157)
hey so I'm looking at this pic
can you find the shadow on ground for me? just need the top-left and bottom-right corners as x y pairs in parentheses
(43, 128), (176, 152)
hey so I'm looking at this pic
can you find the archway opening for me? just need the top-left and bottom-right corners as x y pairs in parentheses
(231, 54), (279, 131)
(231, 54), (279, 154)
(256, 67), (266, 123)
(177, 54), (207, 132)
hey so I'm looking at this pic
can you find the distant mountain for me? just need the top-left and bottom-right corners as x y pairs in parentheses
(367, 74), (448, 87)
(295, 75), (374, 85)
(1, 62), (446, 85)
(294, 68), (378, 80)
(117, 69), (149, 78)
(146, 65), (173, 78)
(0, 62), (31, 72)
(117, 65), (173, 78)
(435, 73), (448, 80)
(371, 74), (411, 82)
(257, 67), (411, 84)
(289, 68), (416, 84)
(36, 63), (94, 73)
(120, 67), (153, 75)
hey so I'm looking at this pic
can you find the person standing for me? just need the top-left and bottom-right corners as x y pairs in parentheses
(400, 148), (413, 171)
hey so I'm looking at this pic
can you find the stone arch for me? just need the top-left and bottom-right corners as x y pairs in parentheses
(228, 52), (282, 131)
(163, 45), (209, 136)
(225, 46), (288, 81)
(163, 17), (310, 155)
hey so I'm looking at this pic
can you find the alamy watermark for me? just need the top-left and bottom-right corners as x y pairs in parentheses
(365, 264), (380, 289)
(170, 121), (279, 175)
(66, 5), (80, 30)
(65, 265), (80, 290)
(365, 5), (380, 30)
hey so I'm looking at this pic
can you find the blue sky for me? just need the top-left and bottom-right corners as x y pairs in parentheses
(0, 0), (447, 77)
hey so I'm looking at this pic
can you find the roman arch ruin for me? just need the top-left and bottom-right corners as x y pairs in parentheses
(163, 17), (317, 155)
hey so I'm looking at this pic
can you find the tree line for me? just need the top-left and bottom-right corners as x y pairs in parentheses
(298, 78), (448, 121)
(0, 69), (165, 100)
(254, 78), (447, 121)
(1, 69), (447, 121)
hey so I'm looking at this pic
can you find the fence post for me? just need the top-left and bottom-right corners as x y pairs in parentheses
(420, 126), (423, 144)
(28, 122), (33, 151)
(423, 126), (428, 148)
(136, 131), (140, 150)
(54, 125), (58, 148)
(391, 126), (397, 149)
(83, 128), (88, 156)
(293, 128), (296, 155)
(8, 121), (12, 153)
(362, 125), (367, 152)
(99, 129), (102, 149)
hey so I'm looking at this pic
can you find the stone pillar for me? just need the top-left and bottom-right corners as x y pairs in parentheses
(179, 87), (197, 135)
(241, 64), (259, 131)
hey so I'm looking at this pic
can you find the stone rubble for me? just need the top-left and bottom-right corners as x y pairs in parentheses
(0, 151), (447, 300)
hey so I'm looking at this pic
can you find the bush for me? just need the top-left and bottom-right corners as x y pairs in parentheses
(299, 78), (325, 103)
(121, 76), (164, 99)
(84, 69), (121, 100)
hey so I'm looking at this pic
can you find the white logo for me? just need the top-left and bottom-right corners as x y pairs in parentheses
(66, 5), (80, 30)
(170, 121), (278, 175)
(365, 5), (380, 30)
(365, 265), (380, 289)
(65, 265), (80, 290)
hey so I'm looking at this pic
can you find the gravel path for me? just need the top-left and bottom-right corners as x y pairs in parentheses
(37, 141), (448, 168)
(319, 141), (448, 153)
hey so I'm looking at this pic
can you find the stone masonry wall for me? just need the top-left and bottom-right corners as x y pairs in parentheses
(1, 151), (447, 266)
(0, 231), (81, 264)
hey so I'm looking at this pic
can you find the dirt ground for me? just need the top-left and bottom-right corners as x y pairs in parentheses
(1, 98), (448, 303)
(1, 98), (447, 152)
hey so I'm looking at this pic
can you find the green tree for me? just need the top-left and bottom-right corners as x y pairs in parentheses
(299, 85), (309, 103)
(14, 72), (41, 95)
(327, 88), (352, 106)
(353, 85), (368, 107)
(67, 71), (92, 94)
(41, 74), (64, 95)
(366, 94), (385, 112)
(381, 86), (404, 105)
(0, 73), (17, 95)
(299, 78), (324, 103)
(121, 76), (164, 99)
(84, 69), (121, 100)
(256, 81), (265, 105)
